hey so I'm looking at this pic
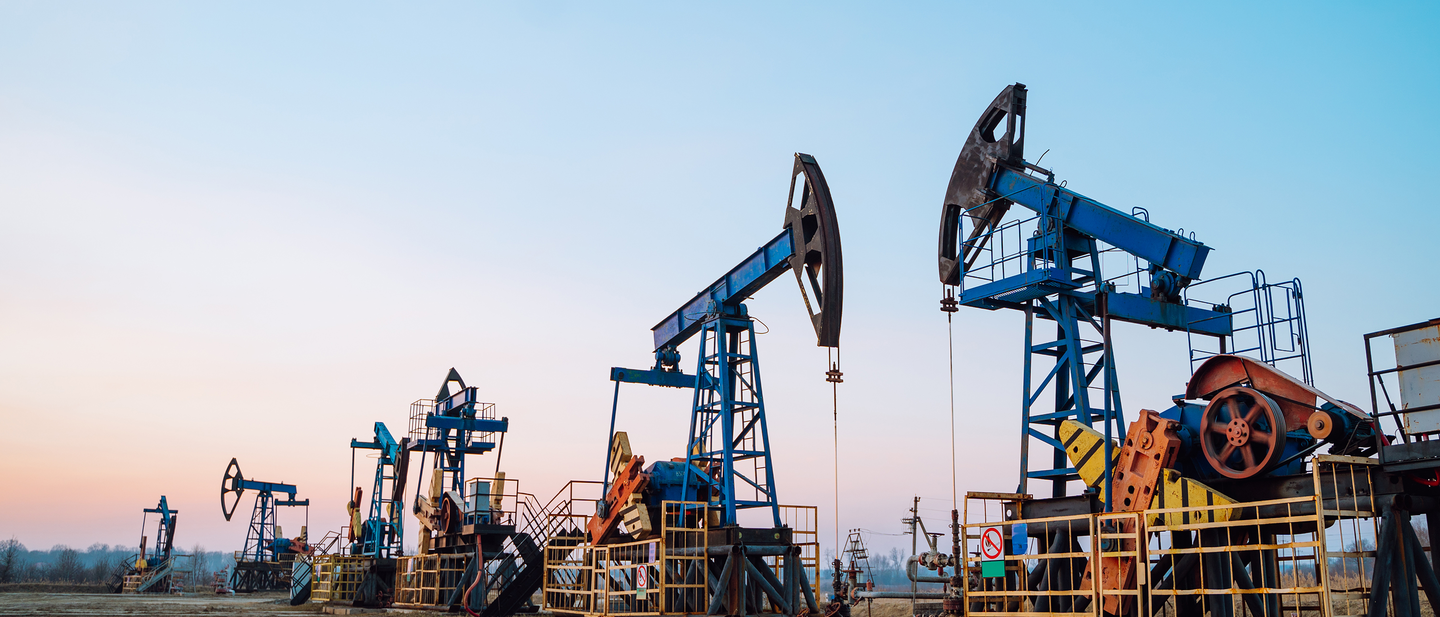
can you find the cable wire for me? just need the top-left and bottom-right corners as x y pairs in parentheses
(947, 303), (957, 511)
(830, 346), (840, 556)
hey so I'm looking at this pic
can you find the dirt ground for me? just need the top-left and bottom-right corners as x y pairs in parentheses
(844, 599), (934, 617)
(0, 591), (324, 616)
(0, 595), (922, 617)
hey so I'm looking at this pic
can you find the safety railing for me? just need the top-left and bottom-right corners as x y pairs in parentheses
(599, 539), (664, 614)
(544, 501), (707, 617)
(959, 211), (1045, 291)
(961, 510), (1100, 617)
(959, 481), (1397, 617)
(1094, 512), (1145, 616)
(409, 396), (500, 444)
(1147, 493), (1324, 617)
(544, 531), (594, 614)
(662, 502), (708, 614)
(310, 554), (368, 604)
(779, 505), (820, 604)
(1314, 456), (1382, 617)
(393, 552), (469, 607)
(1184, 270), (1312, 384)
(1363, 319), (1440, 441)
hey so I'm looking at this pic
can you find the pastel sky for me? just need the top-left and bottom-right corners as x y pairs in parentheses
(1, 2), (1436, 559)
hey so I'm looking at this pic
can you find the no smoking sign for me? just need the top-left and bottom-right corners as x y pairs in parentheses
(979, 526), (1005, 578)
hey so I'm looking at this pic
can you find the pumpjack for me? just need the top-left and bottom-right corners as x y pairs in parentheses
(220, 458), (310, 592)
(937, 82), (1378, 495)
(110, 496), (189, 594)
(909, 83), (1426, 617)
(386, 369), (561, 615)
(337, 421), (412, 606)
(545, 153), (841, 617)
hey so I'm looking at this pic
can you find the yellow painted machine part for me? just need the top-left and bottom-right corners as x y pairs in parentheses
(609, 432), (633, 478)
(1149, 469), (1235, 525)
(1059, 420), (1235, 523)
(1058, 420), (1121, 499)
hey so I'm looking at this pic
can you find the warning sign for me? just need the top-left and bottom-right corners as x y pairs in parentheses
(980, 526), (1004, 560)
(979, 526), (1005, 578)
(636, 565), (649, 599)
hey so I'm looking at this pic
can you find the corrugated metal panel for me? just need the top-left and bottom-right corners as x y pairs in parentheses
(1395, 325), (1440, 433)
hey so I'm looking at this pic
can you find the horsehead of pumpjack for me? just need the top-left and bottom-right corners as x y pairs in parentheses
(938, 83), (1027, 286)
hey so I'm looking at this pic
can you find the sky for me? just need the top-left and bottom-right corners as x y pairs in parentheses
(1, 2), (1437, 560)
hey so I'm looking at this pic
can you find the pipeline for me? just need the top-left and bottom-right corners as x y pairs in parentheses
(666, 545), (790, 557)
(907, 556), (950, 584)
(856, 591), (951, 600)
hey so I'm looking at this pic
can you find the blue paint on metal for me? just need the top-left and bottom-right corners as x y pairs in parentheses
(609, 366), (699, 389)
(991, 169), (1210, 279)
(651, 230), (794, 351)
(424, 415), (508, 434)
(1103, 291), (1232, 337)
(964, 163), (1221, 499)
(960, 268), (1079, 307)
(350, 421), (406, 559)
(677, 308), (782, 528)
(143, 496), (177, 563)
(407, 378), (509, 495)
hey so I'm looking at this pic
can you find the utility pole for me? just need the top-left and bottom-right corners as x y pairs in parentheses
(902, 496), (920, 617)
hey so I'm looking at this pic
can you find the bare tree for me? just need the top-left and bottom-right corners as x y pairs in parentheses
(0, 538), (25, 583)
(188, 544), (212, 590)
(51, 546), (84, 582)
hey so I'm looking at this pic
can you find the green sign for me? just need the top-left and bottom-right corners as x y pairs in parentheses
(981, 559), (1005, 578)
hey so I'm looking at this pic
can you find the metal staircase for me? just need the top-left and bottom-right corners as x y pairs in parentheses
(115, 554), (194, 594)
(469, 485), (591, 615)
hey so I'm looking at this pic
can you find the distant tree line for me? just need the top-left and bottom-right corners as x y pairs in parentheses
(0, 537), (232, 589)
(820, 547), (924, 592)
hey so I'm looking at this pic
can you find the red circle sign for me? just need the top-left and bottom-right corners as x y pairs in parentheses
(980, 527), (1004, 561)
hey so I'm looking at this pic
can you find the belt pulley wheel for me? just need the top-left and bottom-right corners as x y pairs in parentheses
(785, 153), (843, 348)
(1199, 387), (1287, 479)
(221, 458), (245, 522)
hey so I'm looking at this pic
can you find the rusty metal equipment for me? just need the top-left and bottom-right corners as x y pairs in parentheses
(220, 458), (309, 592)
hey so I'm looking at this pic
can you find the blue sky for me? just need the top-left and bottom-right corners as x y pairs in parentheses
(1, 3), (1436, 557)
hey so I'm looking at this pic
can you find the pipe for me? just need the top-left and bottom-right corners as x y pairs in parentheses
(907, 556), (950, 584)
(668, 545), (790, 557)
(857, 591), (951, 600)
(464, 541), (485, 617)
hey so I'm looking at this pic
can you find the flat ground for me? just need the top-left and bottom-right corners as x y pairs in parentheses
(0, 592), (324, 616)
(0, 594), (924, 617)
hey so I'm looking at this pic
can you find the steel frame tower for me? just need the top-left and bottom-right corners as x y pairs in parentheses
(682, 306), (780, 527)
(350, 422), (410, 559)
(1015, 221), (1126, 498)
